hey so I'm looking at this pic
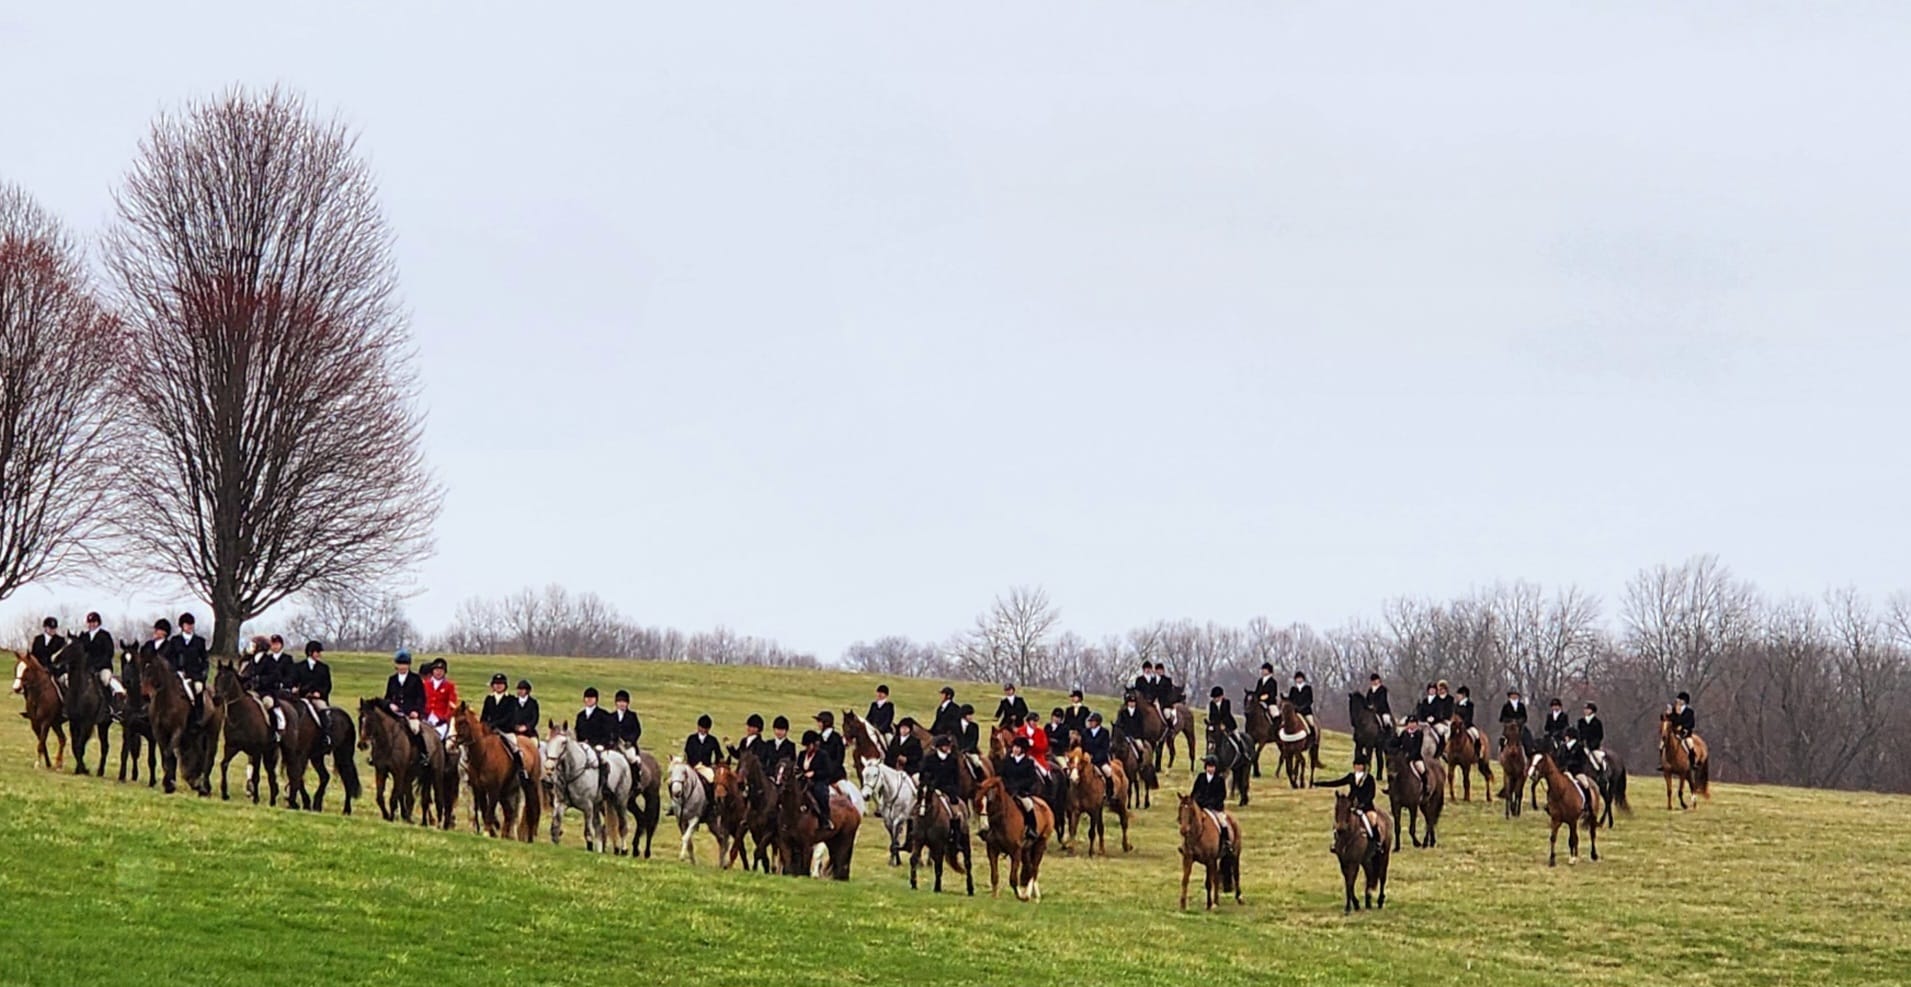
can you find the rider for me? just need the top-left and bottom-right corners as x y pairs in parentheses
(1365, 673), (1394, 731)
(1286, 671), (1317, 734)
(1558, 726), (1590, 777)
(732, 713), (768, 764)
(293, 640), (332, 706)
(1207, 686), (1237, 734)
(683, 714), (721, 781)
(1432, 680), (1455, 723)
(1061, 689), (1090, 744)
(865, 684), (896, 739)
(1543, 698), (1570, 742)
(1672, 692), (1698, 760)
(1414, 683), (1442, 726)
(999, 736), (1042, 843)
(245, 634), (284, 699)
(1014, 709), (1049, 765)
(508, 680), (539, 738)
(994, 683), (1029, 728)
(763, 715), (796, 774)
(958, 705), (980, 756)
(80, 613), (126, 701)
(1080, 712), (1118, 805)
(1044, 707), (1070, 753)
(815, 710), (846, 765)
(1114, 693), (1145, 740)
(575, 687), (615, 750)
(171, 613), (210, 690)
(1155, 665), (1182, 708)
(1130, 662), (1159, 706)
(383, 650), (427, 759)
(1252, 662), (1280, 710)
(1320, 754), (1383, 846)
(798, 729), (843, 837)
(422, 658), (458, 741)
(1577, 702), (1606, 772)
(929, 686), (963, 740)
(1394, 715), (1429, 783)
(30, 616), (65, 669)
(918, 732), (967, 824)
(480, 674), (515, 733)
(888, 717), (924, 775)
(1499, 688), (1531, 750)
(611, 690), (643, 754)
(1191, 755), (1232, 855)
(1453, 685), (1482, 751)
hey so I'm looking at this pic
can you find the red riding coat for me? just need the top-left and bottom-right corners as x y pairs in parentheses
(424, 676), (459, 723)
(1017, 720), (1049, 762)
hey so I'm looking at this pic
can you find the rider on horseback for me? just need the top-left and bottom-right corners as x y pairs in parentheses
(1577, 702), (1607, 773)
(1543, 698), (1570, 742)
(1453, 685), (1483, 751)
(1207, 686), (1237, 734)
(732, 712), (768, 765)
(1253, 663), (1280, 710)
(479, 673), (530, 781)
(918, 732), (967, 825)
(384, 650), (428, 769)
(1192, 755), (1231, 855)
(611, 689), (642, 756)
(1395, 715), (1430, 782)
(1285, 671), (1317, 735)
(1365, 673), (1393, 731)
(798, 729), (843, 837)
(683, 714), (721, 783)
(422, 658), (458, 741)
(866, 684), (896, 740)
(79, 613), (127, 705)
(1080, 712), (1118, 806)
(1321, 754), (1383, 847)
(929, 686), (962, 740)
(999, 736), (1042, 844)
(1044, 707), (1070, 753)
(1061, 689), (1090, 744)
(888, 717), (924, 775)
(1672, 692), (1698, 760)
(173, 613), (210, 725)
(1499, 688), (1532, 751)
(763, 715), (795, 774)
(994, 683), (1029, 729)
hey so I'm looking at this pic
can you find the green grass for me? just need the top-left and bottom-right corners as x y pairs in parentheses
(3, 654), (1909, 986)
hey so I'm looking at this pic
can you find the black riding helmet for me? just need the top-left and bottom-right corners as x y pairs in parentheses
(772, 715), (790, 731)
(746, 713), (764, 729)
(801, 730), (821, 746)
(934, 733), (954, 748)
(303, 639), (321, 656)
(41, 616), (57, 630)
(490, 673), (508, 686)
(696, 714), (713, 729)
(1203, 755), (1218, 767)
(1210, 686), (1224, 698)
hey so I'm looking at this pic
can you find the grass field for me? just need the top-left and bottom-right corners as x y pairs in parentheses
(3, 653), (1909, 986)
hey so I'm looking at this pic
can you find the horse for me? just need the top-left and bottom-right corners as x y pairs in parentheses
(773, 758), (860, 880)
(860, 758), (919, 866)
(1498, 722), (1529, 819)
(1176, 793), (1241, 910)
(543, 725), (629, 853)
(53, 639), (112, 776)
(357, 700), (420, 823)
(1658, 712), (1711, 810)
(666, 755), (722, 863)
(727, 751), (780, 871)
(1063, 747), (1131, 855)
(276, 687), (337, 812)
(841, 709), (888, 764)
(709, 760), (751, 868)
(133, 649), (216, 796)
(1443, 714), (1495, 803)
(1332, 792), (1391, 913)
(626, 748), (663, 859)
(908, 786), (973, 895)
(1205, 726), (1253, 807)
(973, 776), (1051, 901)
(414, 721), (459, 829)
(115, 643), (157, 786)
(1126, 694), (1195, 773)
(11, 651), (67, 770)
(1242, 690), (1274, 779)
(1526, 748), (1603, 866)
(1347, 693), (1390, 783)
(1384, 746), (1446, 850)
(1271, 699), (1319, 789)
(451, 702), (541, 842)
(211, 661), (278, 805)
(1109, 725), (1156, 809)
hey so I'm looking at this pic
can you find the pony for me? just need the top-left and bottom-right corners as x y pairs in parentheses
(11, 651), (67, 770)
(909, 784), (973, 895)
(133, 648), (217, 796)
(1271, 699), (1319, 789)
(1384, 745), (1446, 850)
(1526, 748), (1603, 866)
(666, 754), (721, 863)
(1108, 725), (1156, 809)
(1063, 747), (1131, 855)
(1332, 792), (1390, 912)
(1205, 726), (1253, 806)
(451, 702), (541, 842)
(860, 758), (919, 866)
(211, 661), (278, 804)
(115, 643), (157, 786)
(358, 700), (420, 823)
(1443, 714), (1494, 803)
(543, 725), (629, 853)
(1176, 793), (1241, 910)
(726, 751), (780, 871)
(773, 758), (860, 880)
(626, 748), (663, 859)
(1347, 693), (1390, 783)
(974, 776), (1050, 901)
(1498, 721), (1529, 819)
(53, 639), (112, 776)
(1658, 712), (1711, 810)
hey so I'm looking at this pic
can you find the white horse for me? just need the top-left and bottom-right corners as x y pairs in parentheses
(666, 755), (718, 863)
(542, 729), (630, 853)
(860, 758), (918, 867)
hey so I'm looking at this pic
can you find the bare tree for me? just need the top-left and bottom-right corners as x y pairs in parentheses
(842, 635), (949, 678)
(0, 184), (119, 601)
(1620, 555), (1758, 703)
(286, 586), (416, 653)
(953, 586), (1060, 686)
(103, 88), (441, 652)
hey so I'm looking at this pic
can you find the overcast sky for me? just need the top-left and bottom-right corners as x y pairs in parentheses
(4, 3), (1908, 656)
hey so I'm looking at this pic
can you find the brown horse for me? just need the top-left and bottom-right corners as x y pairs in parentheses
(1332, 792), (1391, 912)
(625, 748), (663, 859)
(450, 702), (542, 841)
(417, 724), (460, 830)
(725, 751), (778, 871)
(357, 700), (420, 823)
(115, 643), (158, 786)
(1272, 699), (1319, 789)
(52, 639), (112, 776)
(134, 649), (217, 796)
(1109, 725), (1156, 809)
(1526, 748), (1602, 866)
(841, 709), (887, 764)
(211, 661), (279, 805)
(1063, 747), (1132, 855)
(276, 688), (336, 811)
(1384, 746), (1446, 850)
(773, 759), (860, 880)
(712, 761), (751, 870)
(909, 787), (973, 895)
(1498, 722), (1529, 819)
(974, 776), (1051, 901)
(12, 651), (66, 770)
(1444, 714), (1495, 803)
(1126, 695), (1196, 774)
(1658, 712), (1711, 809)
(1176, 793), (1241, 910)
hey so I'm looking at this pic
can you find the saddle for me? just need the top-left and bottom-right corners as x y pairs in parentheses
(1571, 775), (1598, 820)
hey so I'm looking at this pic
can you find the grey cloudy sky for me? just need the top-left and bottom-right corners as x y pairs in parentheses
(4, 3), (1909, 655)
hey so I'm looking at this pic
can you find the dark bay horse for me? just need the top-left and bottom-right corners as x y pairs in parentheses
(725, 751), (779, 871)
(627, 748), (662, 859)
(1527, 748), (1602, 866)
(1347, 693), (1390, 783)
(358, 700), (419, 823)
(1384, 747), (1445, 850)
(1333, 792), (1390, 912)
(12, 652), (66, 770)
(1109, 725), (1156, 809)
(134, 649), (217, 796)
(773, 759), (859, 880)
(909, 787), (973, 895)
(1128, 694), (1196, 774)
(116, 643), (157, 786)
(212, 661), (278, 804)
(417, 723), (459, 829)
(841, 709), (887, 765)
(1205, 726), (1253, 806)
(53, 639), (112, 776)
(1498, 722), (1529, 819)
(1271, 699), (1319, 789)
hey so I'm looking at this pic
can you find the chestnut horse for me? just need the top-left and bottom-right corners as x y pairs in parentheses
(1176, 793), (1241, 910)
(1658, 712), (1711, 810)
(1444, 714), (1495, 803)
(450, 702), (542, 841)
(1332, 792), (1390, 912)
(974, 776), (1051, 901)
(1272, 699), (1319, 789)
(12, 651), (66, 770)
(1526, 748), (1603, 866)
(1063, 747), (1131, 855)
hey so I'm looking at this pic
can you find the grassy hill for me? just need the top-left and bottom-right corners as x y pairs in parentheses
(4, 653), (1908, 986)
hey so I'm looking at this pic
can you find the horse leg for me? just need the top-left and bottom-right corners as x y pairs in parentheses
(1180, 852), (1193, 909)
(220, 745), (236, 800)
(990, 848), (1003, 899)
(1567, 821), (1579, 864)
(313, 754), (331, 813)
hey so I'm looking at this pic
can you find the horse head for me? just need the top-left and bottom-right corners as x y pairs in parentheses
(9, 651), (27, 693)
(212, 660), (240, 701)
(1175, 793), (1198, 836)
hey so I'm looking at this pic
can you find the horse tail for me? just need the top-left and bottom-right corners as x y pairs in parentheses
(1694, 756), (1710, 798)
(1611, 767), (1630, 814)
